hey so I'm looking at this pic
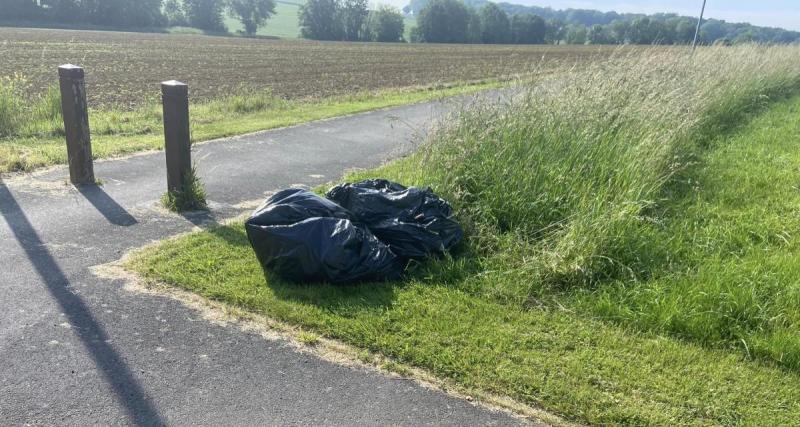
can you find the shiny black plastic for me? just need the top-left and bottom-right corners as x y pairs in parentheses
(245, 189), (404, 283)
(326, 179), (463, 259)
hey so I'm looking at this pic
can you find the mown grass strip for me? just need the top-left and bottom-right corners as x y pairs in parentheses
(0, 79), (507, 173)
(126, 223), (800, 426)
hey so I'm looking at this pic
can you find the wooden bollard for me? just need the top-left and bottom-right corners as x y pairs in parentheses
(161, 80), (191, 194)
(58, 64), (95, 185)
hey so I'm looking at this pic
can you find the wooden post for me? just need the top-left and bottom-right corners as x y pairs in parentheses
(58, 64), (95, 185)
(161, 80), (191, 194)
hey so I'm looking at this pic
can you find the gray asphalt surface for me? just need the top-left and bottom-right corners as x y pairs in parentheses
(0, 92), (538, 426)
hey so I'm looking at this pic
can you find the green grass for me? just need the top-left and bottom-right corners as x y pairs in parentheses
(0, 76), (62, 139)
(568, 96), (800, 369)
(126, 212), (800, 425)
(0, 79), (505, 173)
(161, 165), (208, 212)
(127, 46), (800, 424)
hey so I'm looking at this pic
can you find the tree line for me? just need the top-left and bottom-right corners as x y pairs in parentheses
(411, 0), (544, 44)
(297, 0), (405, 42)
(1, 0), (277, 35)
(3, 0), (799, 45)
(408, 0), (800, 45)
(2, 0), (405, 40)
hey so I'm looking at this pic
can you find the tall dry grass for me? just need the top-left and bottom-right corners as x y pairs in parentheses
(369, 45), (800, 301)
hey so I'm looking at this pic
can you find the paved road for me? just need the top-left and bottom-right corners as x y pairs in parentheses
(0, 92), (536, 426)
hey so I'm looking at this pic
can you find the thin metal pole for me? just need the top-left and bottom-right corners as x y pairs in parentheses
(692, 0), (707, 51)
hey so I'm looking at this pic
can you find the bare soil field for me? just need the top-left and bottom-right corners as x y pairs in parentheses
(0, 27), (617, 108)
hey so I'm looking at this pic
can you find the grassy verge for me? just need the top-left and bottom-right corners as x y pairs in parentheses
(571, 96), (800, 369)
(0, 78), (507, 174)
(127, 46), (800, 424)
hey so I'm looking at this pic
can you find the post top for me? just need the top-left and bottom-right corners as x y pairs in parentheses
(58, 64), (84, 78)
(161, 80), (188, 96)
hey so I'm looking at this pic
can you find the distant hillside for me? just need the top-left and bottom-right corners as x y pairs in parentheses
(404, 0), (800, 44)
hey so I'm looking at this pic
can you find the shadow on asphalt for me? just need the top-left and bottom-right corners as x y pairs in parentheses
(0, 180), (163, 426)
(76, 184), (138, 226)
(180, 209), (220, 229)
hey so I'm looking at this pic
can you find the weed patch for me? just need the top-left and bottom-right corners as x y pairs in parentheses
(161, 166), (208, 212)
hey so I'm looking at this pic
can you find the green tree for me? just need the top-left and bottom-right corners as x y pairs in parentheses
(229, 0), (276, 36)
(587, 24), (613, 44)
(121, 0), (165, 27)
(364, 5), (405, 42)
(409, 25), (423, 42)
(510, 13), (546, 44)
(340, 0), (368, 41)
(185, 0), (226, 32)
(544, 18), (565, 44)
(670, 17), (695, 44)
(416, 0), (470, 43)
(479, 3), (510, 44)
(41, 0), (82, 23)
(163, 0), (188, 26)
(299, 0), (343, 40)
(649, 19), (673, 44)
(69, 0), (165, 27)
(466, 7), (481, 43)
(564, 24), (586, 44)
(3, 0), (43, 20)
(628, 17), (655, 44)
(610, 20), (629, 44)
(734, 30), (756, 44)
(699, 19), (726, 44)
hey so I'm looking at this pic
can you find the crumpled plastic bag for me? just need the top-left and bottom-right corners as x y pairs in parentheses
(326, 179), (463, 259)
(245, 188), (404, 283)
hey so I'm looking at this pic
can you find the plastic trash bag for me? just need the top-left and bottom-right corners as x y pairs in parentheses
(326, 179), (463, 259)
(245, 189), (404, 283)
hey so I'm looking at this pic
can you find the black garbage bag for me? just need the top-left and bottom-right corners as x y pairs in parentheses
(326, 179), (463, 259)
(245, 188), (404, 283)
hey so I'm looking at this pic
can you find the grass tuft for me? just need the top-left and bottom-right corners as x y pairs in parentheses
(161, 166), (208, 212)
(296, 331), (320, 346)
(208, 87), (287, 114)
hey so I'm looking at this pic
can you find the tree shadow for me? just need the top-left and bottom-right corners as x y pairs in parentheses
(76, 184), (137, 226)
(0, 180), (162, 426)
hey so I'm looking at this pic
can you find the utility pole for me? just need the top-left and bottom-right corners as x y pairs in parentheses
(692, 0), (708, 51)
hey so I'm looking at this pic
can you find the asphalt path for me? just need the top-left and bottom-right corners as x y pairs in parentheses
(0, 91), (541, 426)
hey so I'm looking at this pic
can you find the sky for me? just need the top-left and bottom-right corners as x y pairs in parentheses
(388, 0), (800, 31)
